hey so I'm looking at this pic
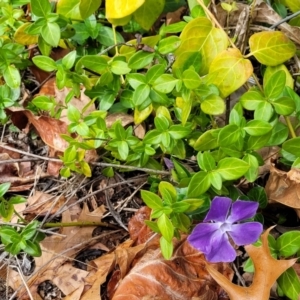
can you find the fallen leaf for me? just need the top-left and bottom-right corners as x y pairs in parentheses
(206, 227), (297, 300)
(265, 163), (300, 216)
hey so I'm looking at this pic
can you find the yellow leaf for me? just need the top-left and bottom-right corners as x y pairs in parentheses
(249, 31), (296, 66)
(175, 17), (228, 75)
(206, 48), (253, 98)
(134, 104), (153, 124)
(264, 64), (294, 89)
(206, 227), (297, 300)
(57, 0), (82, 20)
(14, 23), (38, 45)
(107, 15), (132, 26)
(106, 0), (145, 19)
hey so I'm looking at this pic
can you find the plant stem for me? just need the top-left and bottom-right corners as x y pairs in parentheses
(251, 73), (263, 92)
(284, 116), (297, 138)
(43, 221), (119, 229)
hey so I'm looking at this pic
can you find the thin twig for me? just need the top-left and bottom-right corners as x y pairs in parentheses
(270, 10), (300, 29)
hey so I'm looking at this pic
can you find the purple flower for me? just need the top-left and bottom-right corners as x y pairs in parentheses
(187, 196), (263, 263)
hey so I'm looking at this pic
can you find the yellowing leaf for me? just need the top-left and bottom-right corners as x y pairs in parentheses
(134, 104), (153, 124)
(206, 227), (297, 300)
(106, 0), (145, 19)
(280, 0), (300, 12)
(249, 31), (296, 66)
(57, 0), (82, 20)
(206, 48), (253, 98)
(175, 17), (228, 75)
(107, 15), (132, 26)
(264, 64), (294, 89)
(133, 0), (165, 30)
(14, 23), (38, 45)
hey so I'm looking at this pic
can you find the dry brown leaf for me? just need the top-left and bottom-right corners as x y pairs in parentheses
(206, 227), (297, 300)
(265, 163), (300, 216)
(9, 209), (96, 299)
(23, 191), (65, 216)
(112, 238), (232, 300)
(7, 107), (69, 152)
(78, 203), (106, 223)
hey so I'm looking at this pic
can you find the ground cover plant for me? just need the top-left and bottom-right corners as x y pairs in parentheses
(0, 0), (300, 299)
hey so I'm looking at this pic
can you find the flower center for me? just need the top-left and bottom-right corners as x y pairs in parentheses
(219, 222), (232, 233)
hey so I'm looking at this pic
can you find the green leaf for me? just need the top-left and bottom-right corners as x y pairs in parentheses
(76, 122), (90, 136)
(240, 89), (265, 110)
(141, 190), (163, 209)
(32, 56), (57, 72)
(160, 236), (173, 259)
(168, 125), (191, 139)
(182, 68), (201, 89)
(201, 94), (225, 115)
(281, 0), (300, 12)
(272, 96), (296, 116)
(246, 132), (272, 150)
(67, 104), (81, 123)
(158, 36), (181, 55)
(133, 84), (151, 106)
(266, 122), (288, 146)
(146, 64), (165, 84)
(76, 55), (108, 74)
(62, 50), (76, 70)
(243, 154), (259, 182)
(57, 0), (82, 19)
(9, 196), (26, 205)
(197, 151), (215, 172)
(277, 268), (300, 300)
(217, 157), (249, 180)
(264, 64), (294, 90)
(31, 0), (51, 17)
(206, 48), (253, 98)
(208, 172), (222, 190)
(264, 70), (286, 99)
(153, 74), (178, 93)
(24, 240), (42, 257)
(283, 137), (300, 156)
(0, 183), (10, 197)
(277, 231), (300, 257)
(3, 65), (21, 88)
(118, 141), (129, 160)
(41, 22), (60, 47)
(175, 17), (228, 75)
(144, 220), (160, 233)
(110, 60), (131, 75)
(133, 0), (165, 30)
(254, 101), (274, 122)
(159, 181), (177, 204)
(128, 51), (155, 69)
(193, 129), (219, 151)
(247, 187), (268, 208)
(157, 214), (174, 242)
(187, 171), (210, 197)
(218, 124), (241, 146)
(155, 116), (169, 131)
(171, 202), (190, 213)
(243, 120), (272, 136)
(249, 31), (296, 66)
(79, 0), (102, 19)
(21, 221), (39, 240)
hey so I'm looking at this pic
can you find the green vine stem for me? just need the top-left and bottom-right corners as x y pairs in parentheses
(284, 116), (297, 138)
(43, 221), (119, 229)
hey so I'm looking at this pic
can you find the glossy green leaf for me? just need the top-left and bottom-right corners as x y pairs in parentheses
(79, 0), (102, 19)
(206, 48), (253, 97)
(175, 17), (228, 75)
(158, 36), (181, 55)
(266, 122), (288, 146)
(24, 240), (42, 257)
(41, 22), (60, 47)
(218, 124), (241, 146)
(67, 104), (81, 123)
(110, 60), (131, 75)
(153, 74), (178, 93)
(133, 0), (165, 30)
(128, 51), (155, 69)
(157, 214), (174, 242)
(132, 84), (150, 106)
(31, 0), (51, 17)
(282, 137), (300, 157)
(193, 129), (219, 151)
(240, 89), (265, 110)
(62, 50), (76, 70)
(76, 55), (108, 74)
(57, 0), (82, 19)
(208, 172), (223, 190)
(264, 70), (286, 99)
(277, 231), (300, 257)
(182, 69), (201, 89)
(32, 56), (57, 72)
(246, 132), (272, 150)
(159, 181), (177, 204)
(280, 0), (300, 12)
(243, 154), (259, 182)
(168, 125), (191, 139)
(32, 96), (55, 111)
(247, 186), (268, 208)
(244, 120), (272, 136)
(249, 31), (296, 66)
(254, 101), (274, 122)
(146, 64), (165, 84)
(264, 64), (294, 89)
(277, 268), (300, 300)
(272, 96), (296, 116)
(216, 157), (249, 180)
(160, 236), (173, 259)
(187, 171), (210, 197)
(197, 151), (215, 172)
(173, 51), (202, 75)
(201, 94), (225, 115)
(141, 190), (163, 209)
(0, 183), (10, 197)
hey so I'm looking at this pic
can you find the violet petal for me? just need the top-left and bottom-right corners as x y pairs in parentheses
(204, 197), (232, 222)
(228, 222), (263, 245)
(205, 232), (237, 263)
(187, 222), (221, 254)
(227, 200), (259, 223)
